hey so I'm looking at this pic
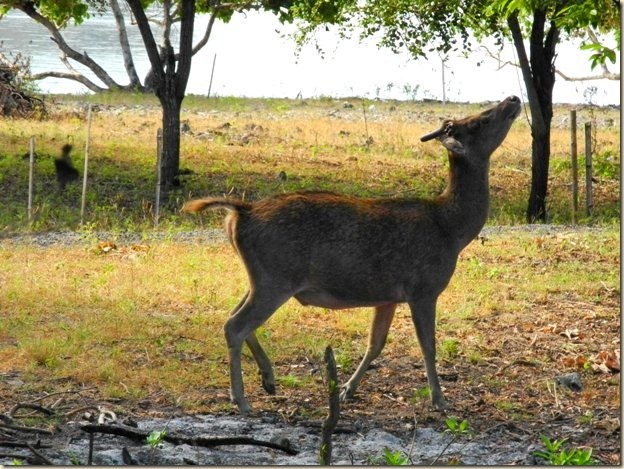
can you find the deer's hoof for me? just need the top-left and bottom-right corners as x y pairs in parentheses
(433, 396), (449, 411)
(237, 401), (253, 415)
(262, 379), (276, 395)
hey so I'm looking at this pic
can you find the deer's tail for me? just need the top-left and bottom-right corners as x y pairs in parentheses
(182, 198), (250, 213)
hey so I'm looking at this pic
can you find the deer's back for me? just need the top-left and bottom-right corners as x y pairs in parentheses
(229, 192), (460, 302)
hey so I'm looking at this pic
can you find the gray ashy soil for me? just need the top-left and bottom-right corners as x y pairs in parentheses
(1, 413), (540, 465)
(0, 223), (611, 248)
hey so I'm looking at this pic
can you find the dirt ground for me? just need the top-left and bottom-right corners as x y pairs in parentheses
(0, 228), (620, 464)
(1, 300), (620, 464)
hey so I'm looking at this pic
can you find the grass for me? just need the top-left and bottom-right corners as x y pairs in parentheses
(0, 93), (619, 233)
(0, 96), (620, 461)
(0, 227), (618, 413)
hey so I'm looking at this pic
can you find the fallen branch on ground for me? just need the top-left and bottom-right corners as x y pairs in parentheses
(0, 421), (54, 435)
(80, 423), (299, 455)
(0, 440), (52, 449)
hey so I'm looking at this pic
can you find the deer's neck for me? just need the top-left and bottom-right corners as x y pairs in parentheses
(436, 155), (490, 248)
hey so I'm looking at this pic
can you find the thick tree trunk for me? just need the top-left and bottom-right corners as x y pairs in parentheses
(527, 124), (551, 222)
(160, 95), (182, 190)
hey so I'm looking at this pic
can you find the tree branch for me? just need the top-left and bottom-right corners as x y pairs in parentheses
(175, 0), (196, 97)
(189, 6), (220, 57)
(507, 13), (543, 132)
(29, 71), (105, 92)
(126, 0), (165, 88)
(480, 45), (620, 81)
(556, 68), (620, 81)
(17, 3), (122, 90)
(110, 0), (142, 89)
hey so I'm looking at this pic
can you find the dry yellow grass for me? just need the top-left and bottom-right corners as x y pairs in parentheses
(0, 97), (619, 231)
(0, 226), (618, 414)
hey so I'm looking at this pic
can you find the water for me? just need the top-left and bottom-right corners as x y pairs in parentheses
(0, 8), (619, 105)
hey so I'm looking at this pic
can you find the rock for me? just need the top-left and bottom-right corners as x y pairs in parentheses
(555, 372), (583, 391)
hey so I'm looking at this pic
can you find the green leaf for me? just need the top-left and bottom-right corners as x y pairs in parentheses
(146, 429), (167, 447)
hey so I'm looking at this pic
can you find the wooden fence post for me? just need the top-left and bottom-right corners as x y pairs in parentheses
(28, 136), (35, 223)
(207, 54), (217, 98)
(80, 104), (93, 226)
(570, 109), (578, 223)
(584, 122), (593, 217)
(154, 128), (163, 228)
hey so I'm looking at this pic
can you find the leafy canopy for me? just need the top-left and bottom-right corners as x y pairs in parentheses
(292, 0), (620, 67)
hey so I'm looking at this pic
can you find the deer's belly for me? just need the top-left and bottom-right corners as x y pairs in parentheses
(294, 288), (399, 310)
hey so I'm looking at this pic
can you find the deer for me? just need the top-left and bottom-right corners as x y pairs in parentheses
(183, 95), (521, 414)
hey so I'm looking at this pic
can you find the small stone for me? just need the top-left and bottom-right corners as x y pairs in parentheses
(555, 372), (582, 391)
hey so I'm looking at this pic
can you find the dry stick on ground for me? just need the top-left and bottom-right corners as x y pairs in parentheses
(9, 403), (54, 418)
(79, 424), (299, 455)
(319, 345), (340, 465)
(0, 421), (54, 435)
(26, 443), (53, 465)
(0, 452), (38, 463)
(0, 441), (52, 449)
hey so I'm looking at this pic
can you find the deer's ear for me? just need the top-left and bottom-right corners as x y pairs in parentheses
(441, 136), (466, 155)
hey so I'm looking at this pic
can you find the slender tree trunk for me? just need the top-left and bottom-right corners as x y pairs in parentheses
(508, 11), (559, 223)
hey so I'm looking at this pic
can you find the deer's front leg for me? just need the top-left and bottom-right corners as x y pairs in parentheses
(341, 303), (397, 400)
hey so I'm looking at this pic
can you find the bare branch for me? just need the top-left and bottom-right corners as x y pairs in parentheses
(479, 44), (519, 71)
(110, 0), (142, 88)
(31, 71), (106, 92)
(556, 68), (620, 81)
(175, 0), (196, 96)
(189, 5), (220, 56)
(80, 423), (299, 454)
(508, 13), (543, 132)
(126, 0), (165, 87)
(480, 43), (620, 81)
(17, 3), (122, 90)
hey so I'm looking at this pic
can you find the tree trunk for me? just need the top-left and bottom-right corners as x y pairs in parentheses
(159, 95), (182, 190)
(508, 11), (559, 223)
(127, 0), (196, 192)
(527, 123), (551, 222)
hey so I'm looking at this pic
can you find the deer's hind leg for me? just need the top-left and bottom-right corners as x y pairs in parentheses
(225, 289), (289, 414)
(228, 291), (276, 395)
